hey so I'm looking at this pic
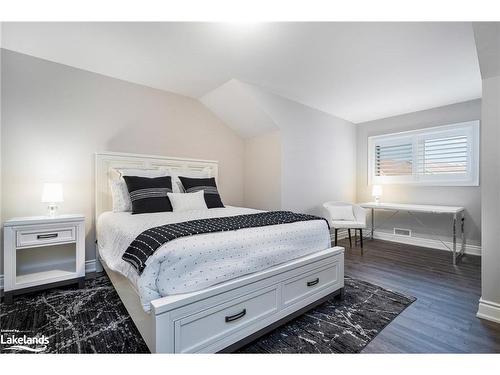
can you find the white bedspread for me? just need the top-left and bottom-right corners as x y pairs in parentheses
(97, 206), (330, 312)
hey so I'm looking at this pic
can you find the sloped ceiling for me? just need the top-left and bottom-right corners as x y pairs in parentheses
(201, 79), (278, 138)
(2, 22), (482, 123)
(202, 79), (355, 140)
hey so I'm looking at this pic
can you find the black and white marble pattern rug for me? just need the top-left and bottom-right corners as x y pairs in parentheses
(0, 275), (415, 354)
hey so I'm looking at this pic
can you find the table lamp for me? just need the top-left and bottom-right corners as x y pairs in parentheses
(372, 185), (383, 205)
(42, 183), (64, 217)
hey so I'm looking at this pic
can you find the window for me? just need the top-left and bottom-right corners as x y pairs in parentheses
(368, 121), (479, 186)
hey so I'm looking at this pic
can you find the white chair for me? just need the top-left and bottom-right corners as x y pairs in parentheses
(323, 201), (367, 253)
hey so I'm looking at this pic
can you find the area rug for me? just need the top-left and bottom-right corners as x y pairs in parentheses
(0, 275), (415, 354)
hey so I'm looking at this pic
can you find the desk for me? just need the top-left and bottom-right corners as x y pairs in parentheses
(359, 202), (465, 265)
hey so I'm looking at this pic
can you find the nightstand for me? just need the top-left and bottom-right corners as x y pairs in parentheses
(3, 214), (85, 303)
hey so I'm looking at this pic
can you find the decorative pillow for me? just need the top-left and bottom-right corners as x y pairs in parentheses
(178, 177), (224, 208)
(331, 205), (356, 221)
(110, 179), (132, 212)
(123, 176), (173, 214)
(167, 190), (208, 212)
(165, 167), (211, 193)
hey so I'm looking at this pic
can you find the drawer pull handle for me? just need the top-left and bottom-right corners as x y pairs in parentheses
(37, 233), (59, 239)
(225, 309), (246, 323)
(307, 278), (320, 287)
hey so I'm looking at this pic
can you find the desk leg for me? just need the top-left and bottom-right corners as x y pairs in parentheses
(371, 208), (374, 240)
(452, 213), (457, 265)
(461, 212), (466, 256)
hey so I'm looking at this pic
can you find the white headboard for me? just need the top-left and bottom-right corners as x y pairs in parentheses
(95, 151), (219, 220)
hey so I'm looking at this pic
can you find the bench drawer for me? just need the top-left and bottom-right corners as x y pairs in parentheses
(16, 226), (76, 248)
(283, 262), (340, 306)
(175, 286), (279, 353)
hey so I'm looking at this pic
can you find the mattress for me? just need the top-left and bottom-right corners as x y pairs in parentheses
(97, 206), (331, 312)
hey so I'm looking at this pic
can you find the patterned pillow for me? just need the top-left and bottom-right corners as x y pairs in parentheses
(178, 177), (224, 209)
(164, 167), (211, 193)
(123, 176), (173, 214)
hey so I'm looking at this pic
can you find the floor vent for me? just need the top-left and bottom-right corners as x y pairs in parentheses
(394, 228), (411, 237)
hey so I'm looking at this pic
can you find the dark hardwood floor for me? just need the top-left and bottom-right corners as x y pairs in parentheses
(339, 237), (500, 353)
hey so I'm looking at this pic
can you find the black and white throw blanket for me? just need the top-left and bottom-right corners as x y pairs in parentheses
(122, 211), (329, 274)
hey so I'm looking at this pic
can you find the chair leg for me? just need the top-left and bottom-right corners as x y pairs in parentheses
(359, 229), (364, 255)
(334, 229), (338, 246)
(348, 229), (352, 247)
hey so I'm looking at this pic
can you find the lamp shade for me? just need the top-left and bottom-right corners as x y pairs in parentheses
(41, 183), (64, 203)
(372, 184), (383, 197)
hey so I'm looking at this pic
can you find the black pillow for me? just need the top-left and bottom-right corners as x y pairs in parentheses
(178, 176), (224, 208)
(123, 176), (173, 214)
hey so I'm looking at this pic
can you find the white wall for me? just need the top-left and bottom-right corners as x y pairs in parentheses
(473, 21), (500, 324)
(356, 100), (482, 247)
(478, 75), (500, 322)
(243, 131), (282, 210)
(249, 88), (357, 217)
(1, 49), (245, 273)
(0, 25), (3, 290)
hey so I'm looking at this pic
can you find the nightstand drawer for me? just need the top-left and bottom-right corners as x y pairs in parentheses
(16, 226), (76, 248)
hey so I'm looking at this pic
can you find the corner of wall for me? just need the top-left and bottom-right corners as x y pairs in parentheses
(243, 130), (282, 211)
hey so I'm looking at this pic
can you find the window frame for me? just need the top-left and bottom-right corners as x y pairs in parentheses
(367, 121), (480, 187)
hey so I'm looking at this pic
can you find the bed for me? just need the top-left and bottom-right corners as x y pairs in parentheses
(95, 151), (345, 353)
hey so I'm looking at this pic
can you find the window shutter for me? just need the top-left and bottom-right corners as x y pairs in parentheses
(368, 120), (479, 186)
(418, 135), (468, 176)
(375, 143), (413, 176)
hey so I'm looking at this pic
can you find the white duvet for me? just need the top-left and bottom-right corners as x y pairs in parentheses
(97, 206), (330, 312)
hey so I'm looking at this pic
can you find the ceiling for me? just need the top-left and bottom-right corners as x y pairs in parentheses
(2, 22), (482, 123)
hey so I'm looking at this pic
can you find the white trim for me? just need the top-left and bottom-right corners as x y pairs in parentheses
(477, 298), (500, 324)
(371, 230), (481, 256)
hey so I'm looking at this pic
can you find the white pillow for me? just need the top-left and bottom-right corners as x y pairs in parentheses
(167, 190), (208, 212)
(109, 169), (169, 212)
(330, 205), (355, 221)
(165, 167), (211, 193)
(110, 179), (132, 212)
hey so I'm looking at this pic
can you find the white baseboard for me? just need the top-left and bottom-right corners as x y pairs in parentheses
(371, 230), (481, 256)
(85, 259), (97, 273)
(477, 298), (500, 324)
